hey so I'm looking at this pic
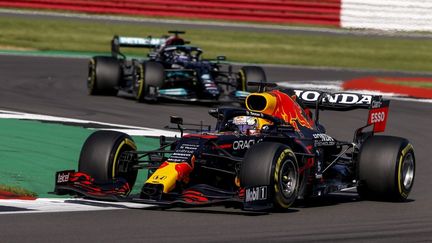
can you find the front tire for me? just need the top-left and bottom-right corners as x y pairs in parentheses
(238, 66), (267, 93)
(357, 135), (415, 201)
(240, 142), (299, 209)
(78, 130), (138, 188)
(87, 56), (121, 95)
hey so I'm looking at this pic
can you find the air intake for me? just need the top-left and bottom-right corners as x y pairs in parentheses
(245, 93), (277, 115)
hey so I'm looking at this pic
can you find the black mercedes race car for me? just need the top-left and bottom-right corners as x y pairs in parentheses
(87, 31), (266, 103)
(54, 83), (415, 211)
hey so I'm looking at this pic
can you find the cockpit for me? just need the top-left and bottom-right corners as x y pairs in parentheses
(221, 115), (273, 135)
(161, 46), (202, 63)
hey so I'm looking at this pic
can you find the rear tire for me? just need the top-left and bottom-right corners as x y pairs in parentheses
(357, 135), (415, 201)
(134, 61), (165, 102)
(240, 142), (299, 209)
(87, 56), (121, 96)
(238, 66), (267, 93)
(78, 130), (138, 188)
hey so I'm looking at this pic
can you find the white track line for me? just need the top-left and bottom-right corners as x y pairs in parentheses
(278, 81), (432, 104)
(0, 109), (180, 137)
(0, 198), (153, 214)
(278, 80), (344, 91)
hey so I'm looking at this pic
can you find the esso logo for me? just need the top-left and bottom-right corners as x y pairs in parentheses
(371, 112), (385, 123)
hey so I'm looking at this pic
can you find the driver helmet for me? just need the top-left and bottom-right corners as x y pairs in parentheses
(232, 116), (272, 135)
(174, 50), (190, 62)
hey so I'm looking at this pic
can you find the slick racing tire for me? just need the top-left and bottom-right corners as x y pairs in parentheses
(240, 142), (299, 209)
(238, 66), (267, 93)
(87, 56), (121, 96)
(134, 61), (165, 102)
(357, 135), (415, 201)
(78, 130), (138, 188)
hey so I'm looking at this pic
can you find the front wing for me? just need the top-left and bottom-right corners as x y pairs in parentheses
(54, 170), (273, 211)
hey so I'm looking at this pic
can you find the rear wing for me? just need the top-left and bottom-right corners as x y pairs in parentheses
(293, 89), (390, 133)
(111, 35), (166, 58)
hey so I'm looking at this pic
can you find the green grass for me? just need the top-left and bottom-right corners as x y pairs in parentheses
(0, 118), (160, 198)
(0, 184), (37, 197)
(377, 79), (432, 89)
(1, 16), (432, 72)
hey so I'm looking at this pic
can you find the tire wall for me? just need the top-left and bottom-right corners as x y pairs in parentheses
(0, 0), (429, 31)
(0, 0), (341, 26)
(341, 0), (432, 32)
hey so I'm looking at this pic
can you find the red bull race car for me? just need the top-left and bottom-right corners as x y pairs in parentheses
(87, 31), (265, 103)
(54, 83), (415, 211)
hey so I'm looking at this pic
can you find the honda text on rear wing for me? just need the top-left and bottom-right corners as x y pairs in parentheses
(293, 89), (390, 137)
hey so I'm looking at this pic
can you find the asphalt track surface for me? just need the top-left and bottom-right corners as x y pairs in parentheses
(1, 55), (432, 242)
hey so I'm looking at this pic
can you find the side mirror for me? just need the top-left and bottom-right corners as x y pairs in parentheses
(111, 35), (120, 58)
(217, 56), (226, 61)
(148, 53), (157, 59)
(170, 116), (183, 125)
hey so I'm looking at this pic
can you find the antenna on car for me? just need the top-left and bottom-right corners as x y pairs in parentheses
(168, 30), (186, 38)
(168, 116), (211, 136)
(170, 116), (184, 137)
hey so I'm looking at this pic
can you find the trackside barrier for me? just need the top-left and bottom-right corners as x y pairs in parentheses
(1, 0), (430, 32)
(341, 0), (432, 32)
(0, 0), (341, 26)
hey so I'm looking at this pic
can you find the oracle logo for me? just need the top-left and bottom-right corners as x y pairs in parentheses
(232, 139), (262, 150)
(233, 139), (256, 150)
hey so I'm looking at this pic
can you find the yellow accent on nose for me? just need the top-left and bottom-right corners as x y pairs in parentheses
(145, 162), (179, 193)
